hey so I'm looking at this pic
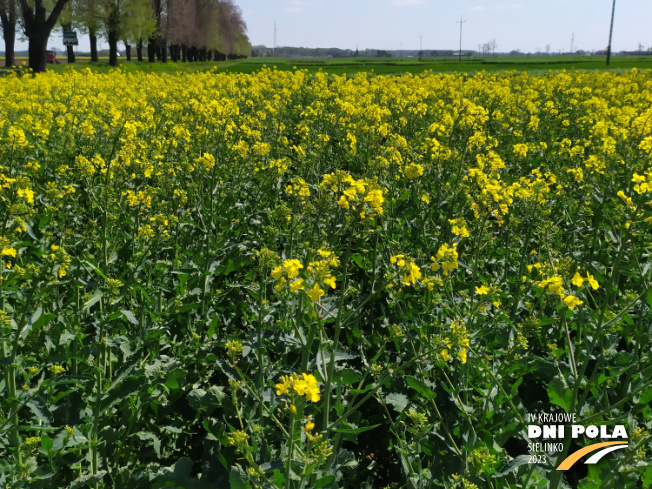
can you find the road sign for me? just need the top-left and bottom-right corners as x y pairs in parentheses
(63, 30), (78, 46)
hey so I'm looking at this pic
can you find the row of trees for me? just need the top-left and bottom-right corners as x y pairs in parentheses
(0, 0), (250, 71)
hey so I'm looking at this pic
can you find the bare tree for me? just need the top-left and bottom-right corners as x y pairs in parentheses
(489, 38), (497, 57)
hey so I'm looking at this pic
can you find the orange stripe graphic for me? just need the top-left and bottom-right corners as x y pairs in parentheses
(556, 441), (628, 471)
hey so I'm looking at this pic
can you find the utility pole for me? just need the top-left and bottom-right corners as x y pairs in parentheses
(606, 0), (616, 66)
(570, 32), (574, 53)
(274, 20), (277, 56)
(457, 16), (466, 62)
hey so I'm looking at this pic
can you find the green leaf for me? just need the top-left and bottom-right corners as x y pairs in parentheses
(29, 307), (42, 327)
(578, 462), (605, 489)
(165, 368), (186, 390)
(637, 388), (652, 405)
(548, 376), (572, 411)
(349, 385), (372, 398)
(351, 254), (368, 270)
(82, 260), (109, 280)
(120, 310), (138, 325)
(66, 471), (107, 489)
(24, 221), (38, 240)
(26, 398), (53, 423)
(332, 423), (381, 435)
(40, 434), (53, 453)
(65, 431), (89, 448)
(83, 290), (103, 311)
(224, 259), (236, 276)
(260, 460), (283, 472)
(334, 368), (360, 387)
(229, 466), (249, 489)
(315, 475), (334, 488)
(100, 362), (140, 411)
(385, 392), (409, 412)
(643, 465), (652, 487)
(59, 331), (75, 346)
(492, 455), (532, 477)
(133, 431), (162, 458)
(187, 388), (207, 409)
(406, 376), (435, 400)
(272, 469), (286, 487)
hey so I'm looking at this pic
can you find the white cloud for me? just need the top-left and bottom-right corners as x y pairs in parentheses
(390, 0), (426, 7)
(285, 0), (306, 13)
(469, 3), (524, 12)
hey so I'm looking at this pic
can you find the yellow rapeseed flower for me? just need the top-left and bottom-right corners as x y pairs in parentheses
(306, 283), (325, 302)
(1, 247), (17, 257)
(571, 272), (584, 287)
(563, 295), (583, 310)
(475, 285), (490, 295)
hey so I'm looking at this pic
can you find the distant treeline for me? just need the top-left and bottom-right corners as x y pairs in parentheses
(252, 46), (484, 58)
(251, 45), (652, 59)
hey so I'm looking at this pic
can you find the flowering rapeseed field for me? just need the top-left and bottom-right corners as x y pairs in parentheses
(1, 67), (651, 488)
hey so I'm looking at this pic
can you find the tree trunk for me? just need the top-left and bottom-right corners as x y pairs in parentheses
(148, 36), (156, 62)
(66, 45), (75, 63)
(108, 27), (119, 67)
(161, 41), (167, 62)
(90, 31), (98, 62)
(28, 30), (49, 73)
(108, 37), (118, 66)
(181, 45), (187, 62)
(137, 39), (143, 61)
(1, 14), (16, 67)
(124, 43), (131, 61)
(106, 4), (119, 67)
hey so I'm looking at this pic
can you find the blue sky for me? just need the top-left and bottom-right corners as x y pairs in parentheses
(9, 0), (651, 54)
(236, 0), (651, 53)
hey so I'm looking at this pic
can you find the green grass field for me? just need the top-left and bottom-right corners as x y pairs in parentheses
(215, 55), (652, 75)
(3, 54), (652, 75)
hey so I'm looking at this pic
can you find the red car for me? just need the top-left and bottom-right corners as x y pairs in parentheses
(46, 50), (57, 63)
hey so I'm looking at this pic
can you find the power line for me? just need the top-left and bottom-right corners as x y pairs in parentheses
(457, 16), (466, 62)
